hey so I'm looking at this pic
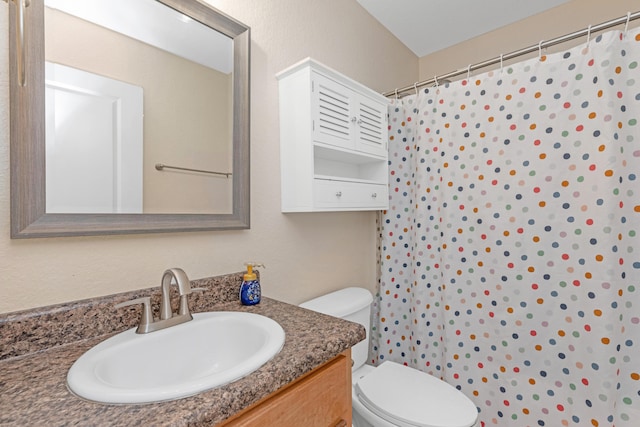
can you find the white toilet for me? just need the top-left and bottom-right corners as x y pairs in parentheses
(300, 287), (478, 427)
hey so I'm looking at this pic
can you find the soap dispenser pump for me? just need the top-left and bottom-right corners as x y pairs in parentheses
(240, 262), (265, 305)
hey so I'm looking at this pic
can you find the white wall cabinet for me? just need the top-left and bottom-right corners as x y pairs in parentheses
(277, 58), (389, 212)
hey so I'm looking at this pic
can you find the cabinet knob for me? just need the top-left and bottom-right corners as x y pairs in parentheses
(351, 116), (357, 123)
(371, 192), (377, 198)
(335, 191), (342, 197)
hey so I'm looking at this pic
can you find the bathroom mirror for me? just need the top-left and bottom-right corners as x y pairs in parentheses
(8, 0), (250, 238)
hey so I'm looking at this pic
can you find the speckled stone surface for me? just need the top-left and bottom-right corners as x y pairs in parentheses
(0, 272), (365, 426)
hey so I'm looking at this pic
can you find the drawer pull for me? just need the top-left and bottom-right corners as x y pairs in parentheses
(371, 192), (377, 198)
(335, 191), (342, 197)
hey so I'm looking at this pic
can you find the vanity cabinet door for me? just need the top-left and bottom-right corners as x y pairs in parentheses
(218, 350), (352, 427)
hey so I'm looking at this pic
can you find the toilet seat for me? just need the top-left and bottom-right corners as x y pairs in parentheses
(354, 361), (478, 427)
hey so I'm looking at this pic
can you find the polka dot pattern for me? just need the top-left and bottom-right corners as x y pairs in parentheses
(373, 28), (640, 426)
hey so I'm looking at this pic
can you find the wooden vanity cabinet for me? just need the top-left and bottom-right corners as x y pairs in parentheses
(218, 350), (352, 427)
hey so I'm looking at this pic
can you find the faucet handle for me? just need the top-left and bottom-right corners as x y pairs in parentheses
(190, 287), (206, 293)
(115, 297), (153, 333)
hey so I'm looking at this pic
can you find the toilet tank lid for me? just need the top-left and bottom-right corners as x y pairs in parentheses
(299, 287), (373, 318)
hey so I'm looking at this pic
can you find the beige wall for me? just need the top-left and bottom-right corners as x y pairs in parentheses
(419, 0), (639, 82)
(0, 0), (417, 314)
(3, 0), (637, 314)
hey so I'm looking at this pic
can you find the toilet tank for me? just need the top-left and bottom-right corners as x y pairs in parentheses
(299, 287), (373, 370)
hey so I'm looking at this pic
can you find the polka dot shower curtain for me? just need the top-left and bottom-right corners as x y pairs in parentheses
(374, 27), (640, 426)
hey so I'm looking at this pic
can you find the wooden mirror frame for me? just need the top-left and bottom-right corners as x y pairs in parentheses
(9, 0), (250, 238)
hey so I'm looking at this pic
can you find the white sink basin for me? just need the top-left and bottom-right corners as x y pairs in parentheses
(67, 311), (285, 404)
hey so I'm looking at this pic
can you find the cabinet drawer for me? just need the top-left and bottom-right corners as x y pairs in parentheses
(314, 179), (387, 209)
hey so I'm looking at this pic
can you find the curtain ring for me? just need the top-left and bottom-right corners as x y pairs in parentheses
(466, 64), (472, 82)
(624, 11), (631, 37)
(500, 54), (504, 74)
(538, 40), (544, 60)
(586, 24), (592, 45)
(414, 82), (418, 95)
(434, 75), (439, 88)
(394, 88), (399, 100)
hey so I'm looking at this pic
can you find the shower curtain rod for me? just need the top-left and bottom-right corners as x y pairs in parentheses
(383, 10), (640, 98)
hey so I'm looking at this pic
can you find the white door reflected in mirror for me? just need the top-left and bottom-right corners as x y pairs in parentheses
(45, 63), (144, 214)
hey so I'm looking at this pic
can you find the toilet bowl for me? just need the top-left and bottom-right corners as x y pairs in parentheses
(300, 287), (478, 427)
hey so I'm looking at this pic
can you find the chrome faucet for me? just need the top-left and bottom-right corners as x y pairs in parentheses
(160, 268), (193, 320)
(115, 268), (204, 334)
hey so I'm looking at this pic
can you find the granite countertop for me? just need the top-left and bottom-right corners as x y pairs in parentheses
(0, 272), (365, 426)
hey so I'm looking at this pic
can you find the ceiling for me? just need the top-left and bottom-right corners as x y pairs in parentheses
(357, 0), (570, 57)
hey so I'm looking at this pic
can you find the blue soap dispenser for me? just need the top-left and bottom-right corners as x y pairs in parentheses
(240, 262), (265, 305)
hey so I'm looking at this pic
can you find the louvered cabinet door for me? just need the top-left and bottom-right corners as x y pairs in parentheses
(354, 95), (387, 157)
(311, 73), (355, 150)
